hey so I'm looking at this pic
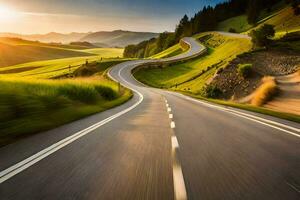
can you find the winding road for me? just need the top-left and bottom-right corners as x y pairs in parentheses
(0, 37), (299, 200)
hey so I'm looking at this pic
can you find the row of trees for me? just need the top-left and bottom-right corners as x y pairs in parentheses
(124, 0), (296, 58)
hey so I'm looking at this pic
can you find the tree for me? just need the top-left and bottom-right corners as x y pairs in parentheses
(247, 0), (262, 24)
(175, 15), (189, 42)
(250, 24), (275, 47)
(291, 0), (300, 15)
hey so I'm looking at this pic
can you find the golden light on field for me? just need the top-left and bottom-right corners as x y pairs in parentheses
(0, 5), (19, 22)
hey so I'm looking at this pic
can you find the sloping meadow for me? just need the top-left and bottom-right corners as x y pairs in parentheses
(0, 77), (131, 146)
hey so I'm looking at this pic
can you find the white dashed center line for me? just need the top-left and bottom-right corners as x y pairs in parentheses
(171, 121), (176, 129)
(165, 97), (187, 200)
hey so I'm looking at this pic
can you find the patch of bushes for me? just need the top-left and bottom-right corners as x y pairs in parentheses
(251, 76), (279, 106)
(229, 28), (237, 33)
(237, 63), (252, 78)
(250, 24), (275, 48)
(204, 84), (223, 98)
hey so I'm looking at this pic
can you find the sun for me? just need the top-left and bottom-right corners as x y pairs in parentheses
(0, 5), (19, 22)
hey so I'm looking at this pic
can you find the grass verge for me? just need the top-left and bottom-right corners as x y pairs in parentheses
(0, 77), (132, 146)
(182, 92), (300, 123)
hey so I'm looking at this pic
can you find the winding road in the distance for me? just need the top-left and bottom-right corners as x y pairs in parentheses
(0, 36), (299, 200)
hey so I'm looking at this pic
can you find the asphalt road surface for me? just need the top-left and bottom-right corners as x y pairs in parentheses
(0, 36), (299, 200)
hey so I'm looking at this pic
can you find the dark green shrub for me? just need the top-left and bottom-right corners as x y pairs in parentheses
(250, 24), (275, 47)
(94, 86), (118, 100)
(229, 28), (237, 33)
(205, 85), (223, 98)
(237, 63), (252, 78)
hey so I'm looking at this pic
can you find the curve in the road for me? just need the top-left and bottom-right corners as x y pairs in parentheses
(0, 34), (299, 200)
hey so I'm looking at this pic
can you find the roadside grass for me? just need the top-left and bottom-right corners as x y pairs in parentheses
(74, 59), (131, 77)
(134, 32), (252, 93)
(150, 44), (185, 59)
(183, 92), (300, 123)
(0, 77), (132, 146)
(251, 76), (278, 106)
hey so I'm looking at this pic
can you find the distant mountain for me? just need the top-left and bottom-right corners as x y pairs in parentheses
(80, 30), (159, 47)
(0, 32), (90, 44)
(0, 30), (159, 47)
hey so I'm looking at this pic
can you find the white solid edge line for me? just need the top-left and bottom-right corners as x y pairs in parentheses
(170, 92), (300, 138)
(0, 65), (144, 184)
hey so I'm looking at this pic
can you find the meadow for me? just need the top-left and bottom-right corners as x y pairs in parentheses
(0, 48), (124, 78)
(134, 32), (252, 93)
(0, 77), (132, 146)
(0, 37), (129, 146)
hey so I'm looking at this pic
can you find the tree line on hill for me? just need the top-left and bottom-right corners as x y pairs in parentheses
(124, 0), (299, 58)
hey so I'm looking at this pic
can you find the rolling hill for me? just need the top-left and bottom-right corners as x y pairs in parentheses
(80, 30), (159, 47)
(0, 37), (95, 67)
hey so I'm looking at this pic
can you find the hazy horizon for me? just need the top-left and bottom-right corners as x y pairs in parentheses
(0, 0), (223, 34)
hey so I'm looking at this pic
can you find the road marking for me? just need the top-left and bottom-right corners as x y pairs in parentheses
(169, 92), (300, 138)
(169, 114), (173, 119)
(0, 65), (144, 184)
(172, 136), (179, 148)
(168, 108), (172, 112)
(286, 181), (300, 193)
(171, 121), (176, 129)
(171, 136), (187, 200)
(166, 103), (169, 107)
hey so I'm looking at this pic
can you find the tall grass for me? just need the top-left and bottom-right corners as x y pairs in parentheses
(0, 77), (131, 146)
(251, 76), (279, 106)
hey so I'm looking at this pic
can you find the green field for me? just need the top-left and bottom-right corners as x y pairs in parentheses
(0, 48), (124, 78)
(217, 15), (252, 33)
(134, 32), (252, 93)
(150, 44), (184, 59)
(0, 37), (128, 146)
(0, 77), (132, 146)
(217, 5), (300, 34)
(248, 6), (300, 35)
(80, 48), (124, 57)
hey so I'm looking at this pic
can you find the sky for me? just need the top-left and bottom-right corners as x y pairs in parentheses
(0, 0), (224, 34)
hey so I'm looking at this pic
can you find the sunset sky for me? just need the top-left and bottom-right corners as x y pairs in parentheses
(0, 0), (224, 34)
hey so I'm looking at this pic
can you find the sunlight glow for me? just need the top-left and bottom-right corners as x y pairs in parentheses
(0, 5), (19, 22)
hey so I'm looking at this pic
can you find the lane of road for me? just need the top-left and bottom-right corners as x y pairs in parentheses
(0, 36), (299, 199)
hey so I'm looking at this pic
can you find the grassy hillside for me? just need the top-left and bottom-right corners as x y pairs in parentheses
(0, 77), (132, 146)
(134, 32), (252, 93)
(80, 48), (123, 57)
(0, 37), (98, 67)
(150, 44), (185, 59)
(217, 5), (300, 34)
(217, 15), (252, 33)
(254, 6), (300, 34)
(0, 46), (124, 78)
